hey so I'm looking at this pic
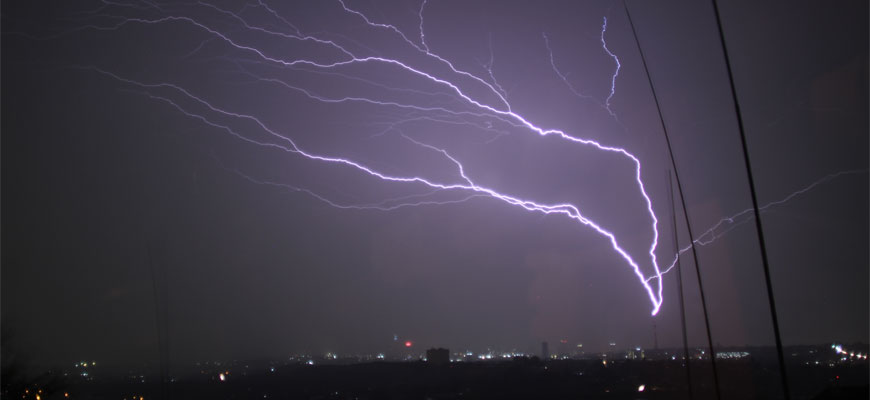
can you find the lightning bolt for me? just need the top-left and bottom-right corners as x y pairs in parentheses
(481, 32), (509, 101)
(542, 17), (623, 121)
(543, 31), (592, 101)
(600, 16), (621, 118)
(231, 167), (487, 213)
(66, 0), (667, 314)
(648, 169), (867, 283)
(418, 0), (430, 52)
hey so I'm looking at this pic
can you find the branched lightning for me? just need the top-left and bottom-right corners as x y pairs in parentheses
(599, 16), (621, 117)
(482, 32), (509, 101)
(542, 18), (623, 121)
(543, 32), (594, 102)
(68, 0), (669, 314)
(648, 169), (867, 283)
(418, 0), (430, 52)
(231, 167), (486, 213)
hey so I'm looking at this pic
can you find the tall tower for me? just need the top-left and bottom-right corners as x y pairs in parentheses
(541, 341), (549, 360)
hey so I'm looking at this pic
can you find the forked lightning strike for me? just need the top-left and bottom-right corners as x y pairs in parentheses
(74, 0), (670, 314)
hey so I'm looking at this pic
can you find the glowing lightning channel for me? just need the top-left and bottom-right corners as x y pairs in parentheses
(542, 32), (594, 102)
(74, 1), (666, 314)
(482, 32), (509, 100)
(600, 16), (620, 117)
(333, 0), (663, 312)
(255, 0), (303, 35)
(648, 169), (867, 283)
(93, 63), (664, 314)
(543, 30), (624, 126)
(418, 0), (429, 51)
(232, 167), (487, 213)
(337, 0), (513, 111)
(366, 115), (510, 143)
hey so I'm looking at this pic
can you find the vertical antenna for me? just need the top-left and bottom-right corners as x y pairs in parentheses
(708, 2), (790, 399)
(623, 2), (721, 398)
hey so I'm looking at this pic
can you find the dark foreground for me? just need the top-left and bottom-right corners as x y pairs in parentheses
(4, 357), (868, 400)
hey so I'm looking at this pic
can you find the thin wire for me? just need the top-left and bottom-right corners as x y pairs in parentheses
(623, 2), (721, 399)
(669, 170), (694, 400)
(709, 1), (791, 398)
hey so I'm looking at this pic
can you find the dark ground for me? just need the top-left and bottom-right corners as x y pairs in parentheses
(3, 354), (867, 400)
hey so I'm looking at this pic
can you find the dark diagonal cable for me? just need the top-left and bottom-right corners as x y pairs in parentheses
(623, 2), (721, 399)
(709, 1), (791, 398)
(669, 171), (695, 400)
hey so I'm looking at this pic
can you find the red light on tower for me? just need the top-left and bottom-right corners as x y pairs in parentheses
(404, 341), (413, 348)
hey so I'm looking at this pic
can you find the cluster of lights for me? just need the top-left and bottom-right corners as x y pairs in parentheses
(74, 361), (96, 368)
(22, 388), (45, 400)
(716, 351), (750, 359)
(832, 344), (867, 360)
(446, 351), (527, 362)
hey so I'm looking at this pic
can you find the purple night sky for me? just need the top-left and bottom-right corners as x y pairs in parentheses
(2, 0), (867, 366)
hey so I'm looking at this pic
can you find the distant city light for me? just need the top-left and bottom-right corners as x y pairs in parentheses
(404, 341), (412, 348)
(219, 373), (226, 381)
(832, 344), (865, 360)
(716, 351), (750, 359)
(638, 384), (645, 392)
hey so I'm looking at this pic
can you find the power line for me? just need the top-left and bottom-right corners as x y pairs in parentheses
(709, 1), (791, 398)
(623, 2), (722, 399)
(669, 170), (695, 400)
